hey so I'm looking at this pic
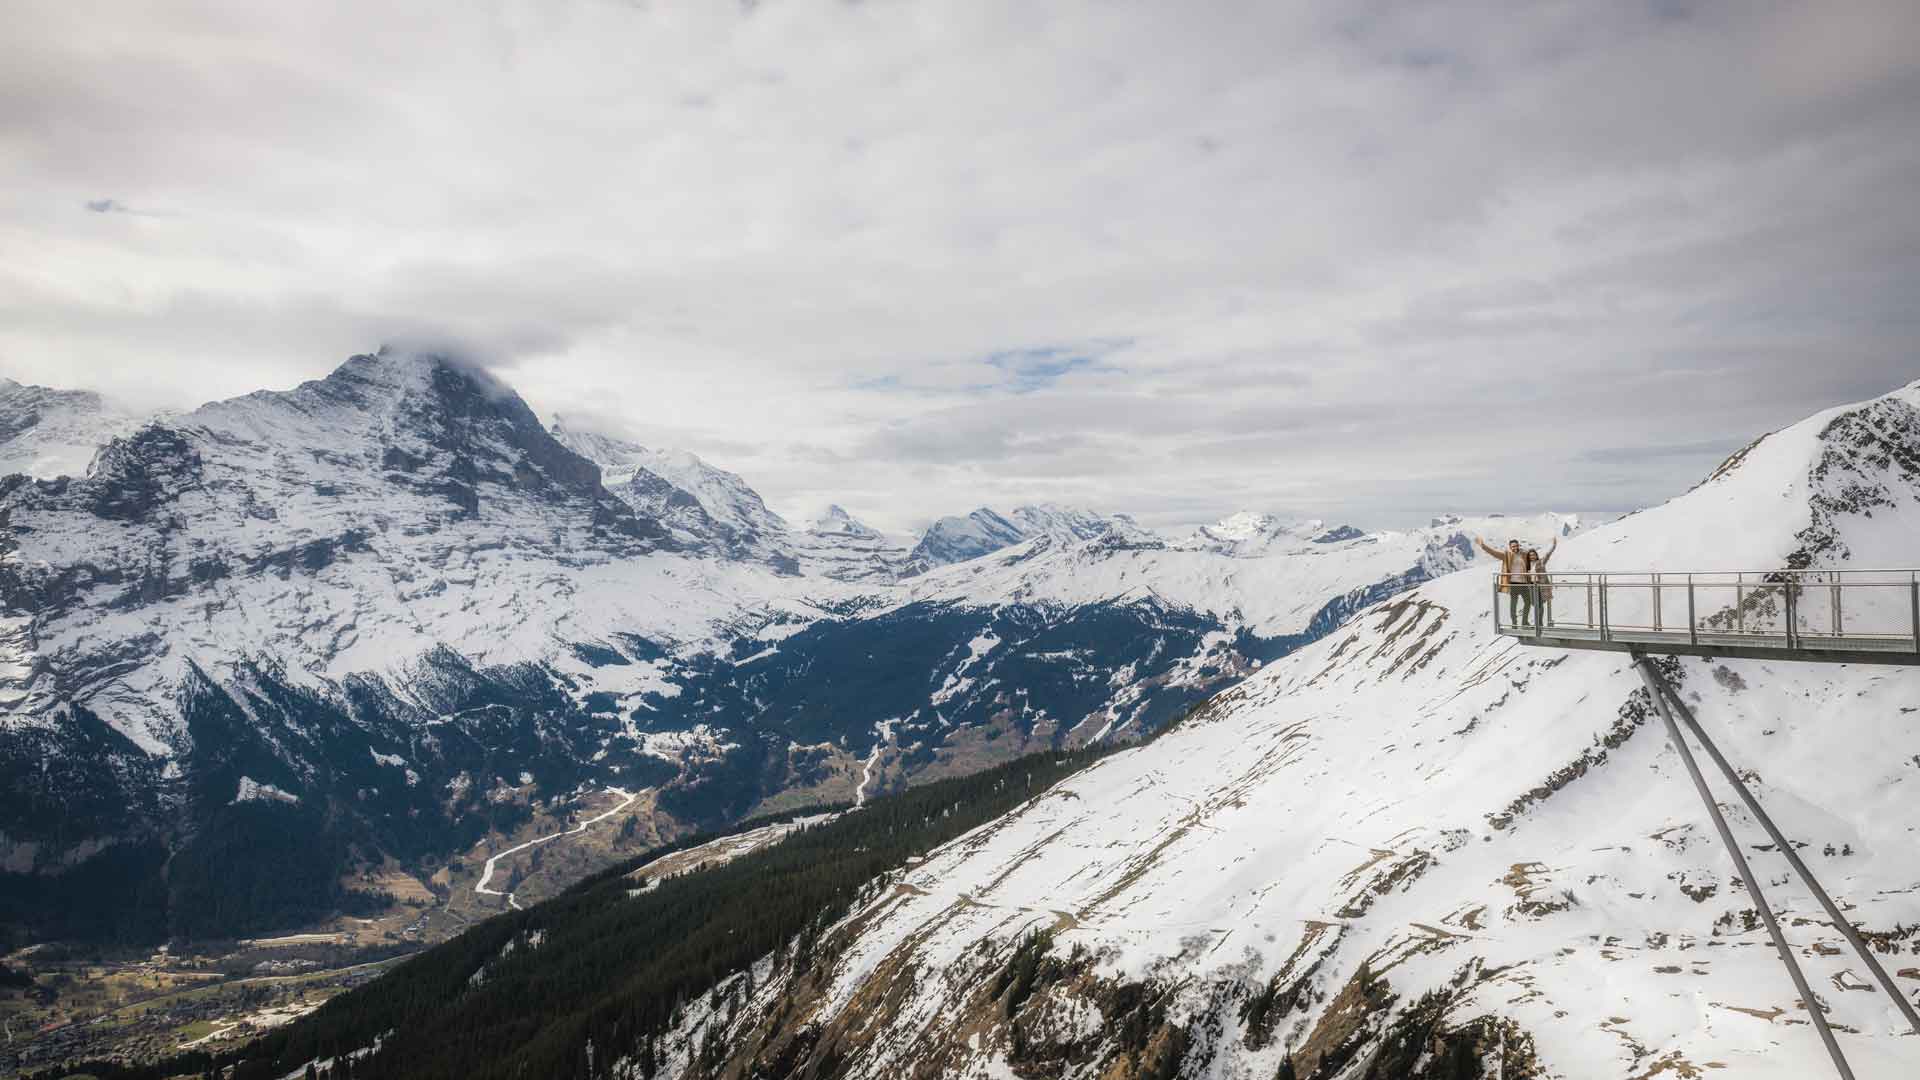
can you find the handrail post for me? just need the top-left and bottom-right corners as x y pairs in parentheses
(1831, 578), (1842, 637)
(1735, 572), (1744, 634)
(1652, 572), (1662, 632)
(1599, 574), (1610, 642)
(1585, 574), (1594, 630)
(1910, 574), (1918, 655)
(1785, 575), (1798, 649)
(1493, 575), (1501, 633)
(1687, 574), (1697, 647)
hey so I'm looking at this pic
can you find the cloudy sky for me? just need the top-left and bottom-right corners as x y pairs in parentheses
(3, 0), (1916, 532)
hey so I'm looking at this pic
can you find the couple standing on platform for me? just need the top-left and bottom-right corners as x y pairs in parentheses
(1478, 535), (1557, 628)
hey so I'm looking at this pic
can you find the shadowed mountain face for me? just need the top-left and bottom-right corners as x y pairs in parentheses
(190, 380), (1920, 1080)
(0, 352), (1573, 948)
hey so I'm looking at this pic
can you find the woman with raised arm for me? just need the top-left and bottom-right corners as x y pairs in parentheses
(1525, 537), (1559, 627)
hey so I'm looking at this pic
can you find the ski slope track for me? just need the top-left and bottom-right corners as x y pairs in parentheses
(631, 380), (1920, 1080)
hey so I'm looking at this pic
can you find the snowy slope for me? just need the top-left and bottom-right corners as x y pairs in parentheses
(551, 421), (790, 552)
(0, 351), (1596, 949)
(0, 378), (150, 479)
(908, 503), (1163, 570)
(553, 423), (922, 581)
(907, 509), (1578, 639)
(1177, 510), (1324, 555)
(790, 505), (917, 583)
(0, 352), (718, 754)
(637, 381), (1920, 1080)
(911, 507), (1030, 567)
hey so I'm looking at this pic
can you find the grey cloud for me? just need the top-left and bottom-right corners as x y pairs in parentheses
(3, 0), (1917, 532)
(1579, 439), (1747, 466)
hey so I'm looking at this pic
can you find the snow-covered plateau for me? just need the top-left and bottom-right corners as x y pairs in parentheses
(628, 381), (1920, 1079)
(0, 351), (1560, 941)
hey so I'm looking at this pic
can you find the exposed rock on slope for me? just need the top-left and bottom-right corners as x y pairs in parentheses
(0, 350), (1579, 947)
(633, 381), (1920, 1080)
(0, 377), (148, 479)
(551, 421), (794, 569)
(910, 507), (1030, 567)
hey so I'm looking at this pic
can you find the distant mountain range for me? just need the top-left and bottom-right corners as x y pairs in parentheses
(0, 351), (1574, 946)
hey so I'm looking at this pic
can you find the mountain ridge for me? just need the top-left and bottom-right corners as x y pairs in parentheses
(155, 377), (1920, 1080)
(0, 352), (1574, 965)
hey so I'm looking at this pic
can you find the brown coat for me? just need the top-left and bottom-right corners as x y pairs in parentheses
(1527, 539), (1560, 598)
(1476, 539), (1526, 593)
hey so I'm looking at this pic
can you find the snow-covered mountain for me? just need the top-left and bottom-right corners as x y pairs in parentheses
(910, 503), (1164, 569)
(0, 350), (1573, 945)
(0, 377), (150, 479)
(551, 420), (794, 569)
(1175, 511), (1443, 557)
(791, 505), (918, 583)
(635, 380), (1920, 1080)
(551, 423), (922, 582)
(911, 507), (1029, 566)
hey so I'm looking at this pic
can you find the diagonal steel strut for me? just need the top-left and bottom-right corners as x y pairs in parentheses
(1631, 653), (1854, 1080)
(1649, 675), (1920, 1037)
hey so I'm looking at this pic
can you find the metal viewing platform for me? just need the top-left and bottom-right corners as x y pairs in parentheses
(1495, 566), (1920, 1079)
(1494, 568), (1920, 666)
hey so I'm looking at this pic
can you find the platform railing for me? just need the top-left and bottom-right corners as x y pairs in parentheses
(1493, 568), (1920, 657)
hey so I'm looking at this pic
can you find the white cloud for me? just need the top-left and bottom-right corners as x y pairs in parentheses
(2, 0), (1915, 532)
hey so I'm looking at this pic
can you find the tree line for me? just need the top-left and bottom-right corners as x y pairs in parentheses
(55, 743), (1124, 1080)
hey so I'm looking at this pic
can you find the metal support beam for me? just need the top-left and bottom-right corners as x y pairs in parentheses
(1631, 654), (1854, 1080)
(1651, 677), (1920, 1037)
(1687, 576), (1697, 648)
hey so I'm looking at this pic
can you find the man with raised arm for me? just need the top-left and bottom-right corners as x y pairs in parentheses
(1477, 536), (1530, 627)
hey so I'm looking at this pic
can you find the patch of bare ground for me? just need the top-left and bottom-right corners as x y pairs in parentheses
(1334, 848), (1435, 920)
(1499, 862), (1577, 920)
(1241, 922), (1344, 1051)
(700, 919), (1193, 1080)
(910, 713), (1064, 788)
(1628, 1049), (1729, 1079)
(689, 898), (1555, 1080)
(744, 743), (865, 815)
(1293, 960), (1547, 1080)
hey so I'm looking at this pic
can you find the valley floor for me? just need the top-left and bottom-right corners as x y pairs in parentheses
(1, 788), (673, 1076)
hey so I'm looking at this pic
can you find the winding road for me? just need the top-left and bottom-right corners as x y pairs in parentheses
(474, 786), (639, 910)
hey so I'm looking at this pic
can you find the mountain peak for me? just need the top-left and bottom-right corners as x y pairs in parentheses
(809, 504), (880, 538)
(549, 417), (650, 471)
(552, 418), (789, 547)
(909, 507), (1028, 567)
(1180, 511), (1324, 554)
(0, 377), (146, 479)
(1007, 503), (1114, 541)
